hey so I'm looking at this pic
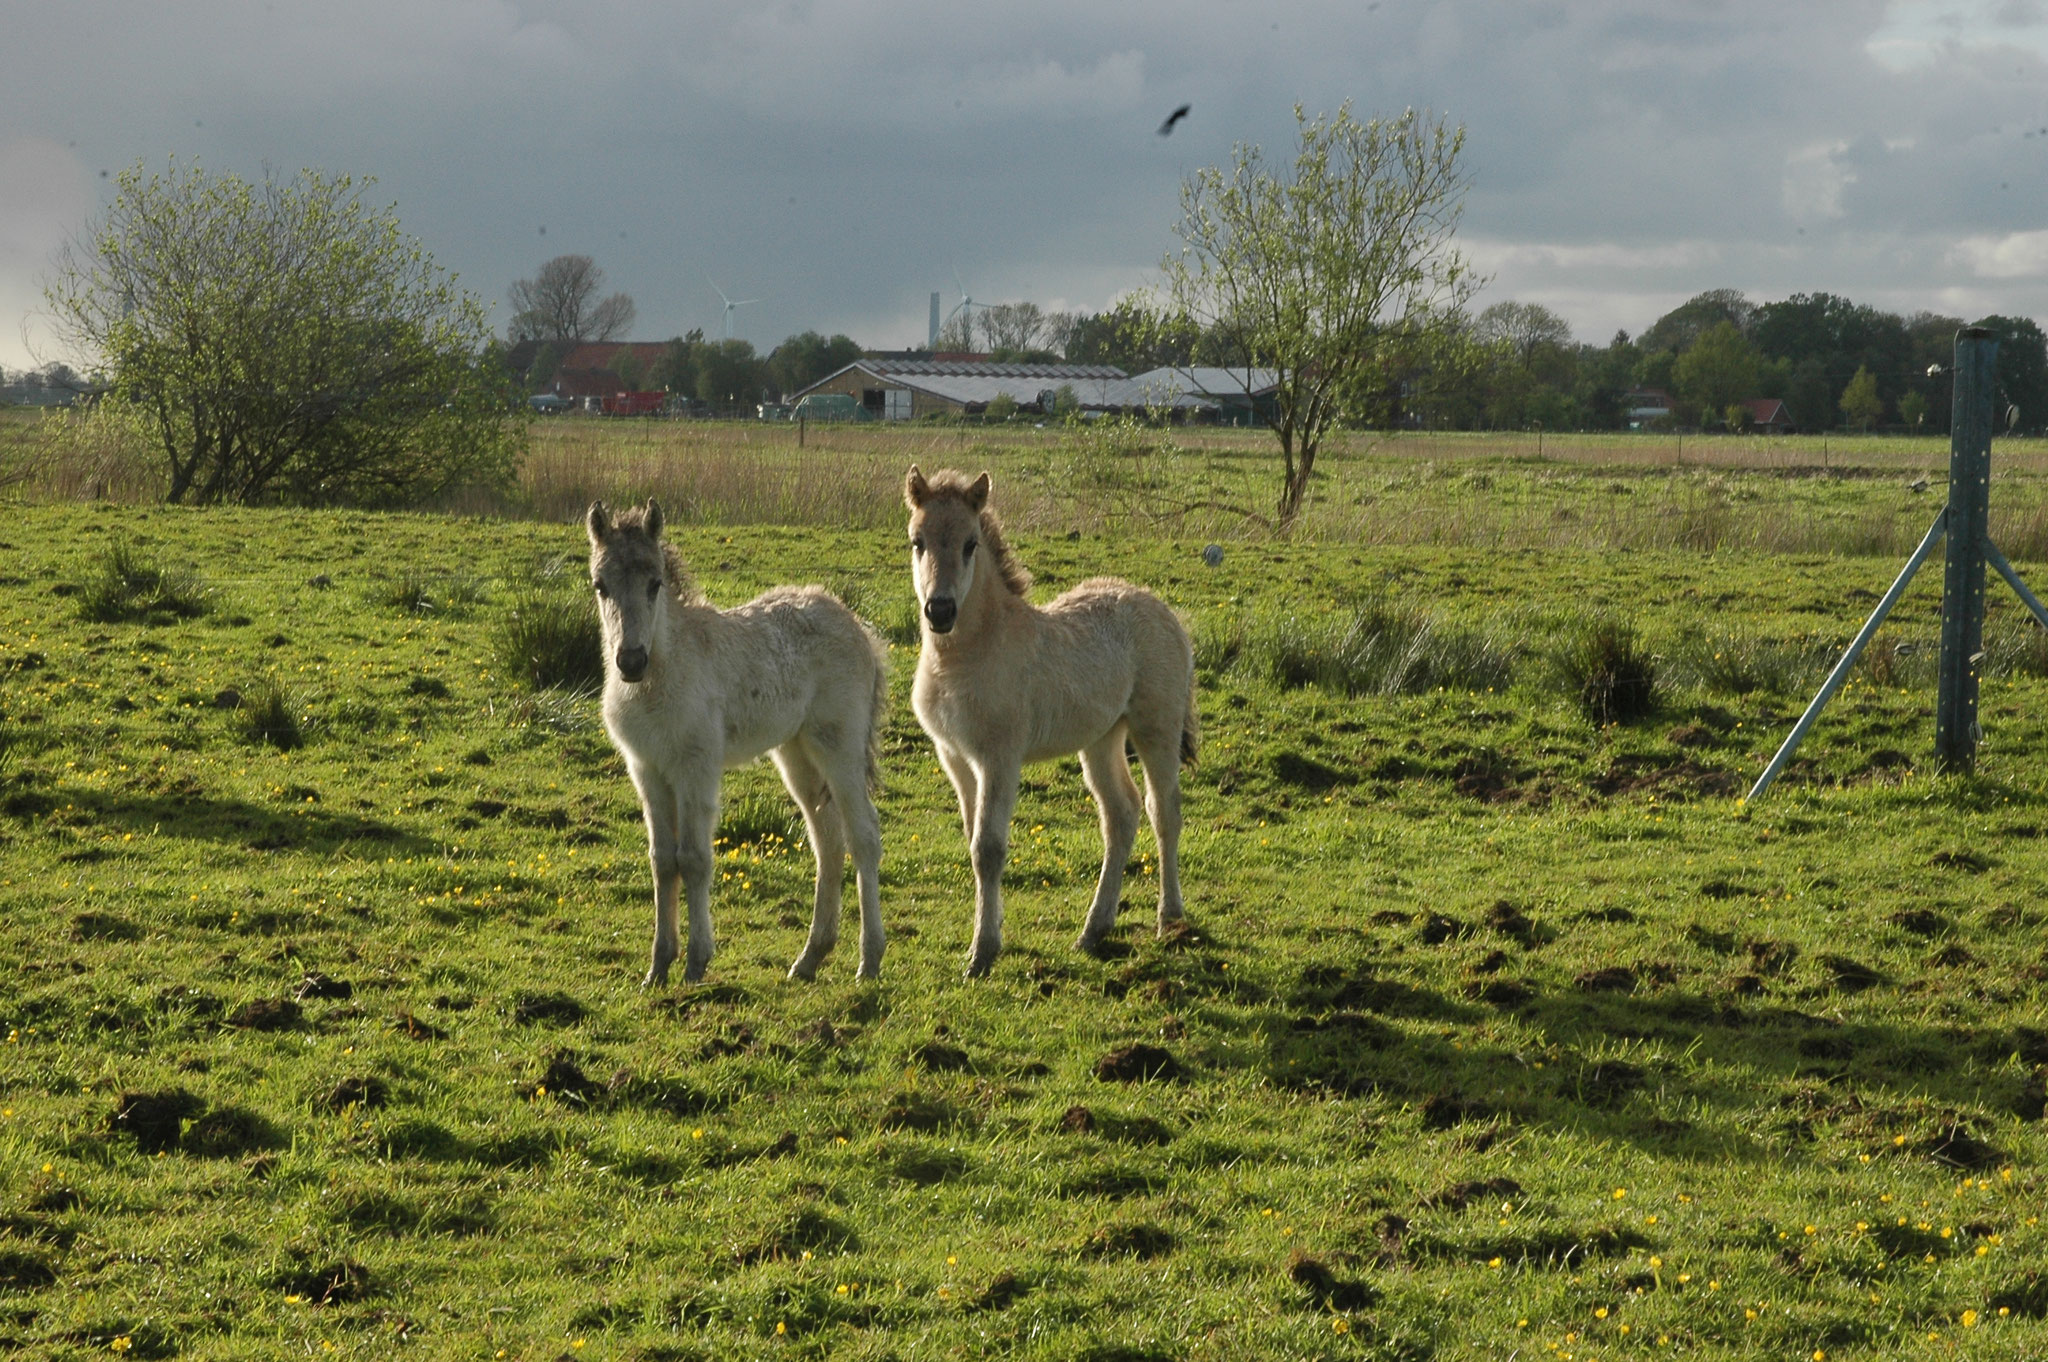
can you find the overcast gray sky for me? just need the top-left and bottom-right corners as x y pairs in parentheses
(6, 0), (2048, 372)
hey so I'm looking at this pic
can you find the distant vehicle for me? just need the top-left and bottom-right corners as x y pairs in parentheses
(790, 393), (873, 422)
(757, 403), (792, 421)
(528, 393), (573, 413)
(601, 391), (668, 417)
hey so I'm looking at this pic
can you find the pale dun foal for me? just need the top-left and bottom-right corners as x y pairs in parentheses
(904, 467), (1198, 976)
(587, 501), (888, 985)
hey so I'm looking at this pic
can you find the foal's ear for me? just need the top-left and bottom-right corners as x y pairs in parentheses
(967, 471), (992, 513)
(586, 500), (610, 546)
(904, 464), (929, 509)
(644, 500), (665, 541)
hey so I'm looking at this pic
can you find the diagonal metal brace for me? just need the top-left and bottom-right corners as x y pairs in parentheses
(1745, 507), (1948, 803)
(1986, 539), (2048, 632)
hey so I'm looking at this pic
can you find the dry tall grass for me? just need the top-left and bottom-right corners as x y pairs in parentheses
(13, 407), (2048, 564)
(1, 405), (163, 501)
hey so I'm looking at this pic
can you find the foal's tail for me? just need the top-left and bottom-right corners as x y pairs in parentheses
(1179, 666), (1200, 766)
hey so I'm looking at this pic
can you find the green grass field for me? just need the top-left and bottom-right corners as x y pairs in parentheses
(3, 438), (2048, 1359)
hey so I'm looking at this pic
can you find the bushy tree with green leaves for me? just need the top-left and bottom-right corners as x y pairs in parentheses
(610, 346), (649, 391)
(1974, 314), (2048, 435)
(650, 332), (705, 394)
(45, 161), (519, 506)
(1675, 321), (1762, 423)
(767, 331), (861, 397)
(1065, 296), (1200, 372)
(1165, 103), (1475, 526)
(1898, 389), (1929, 430)
(1839, 365), (1884, 430)
(694, 339), (769, 411)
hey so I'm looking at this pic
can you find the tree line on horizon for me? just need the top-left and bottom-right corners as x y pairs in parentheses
(498, 254), (2048, 436)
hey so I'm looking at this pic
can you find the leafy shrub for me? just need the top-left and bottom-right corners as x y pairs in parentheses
(1549, 614), (1657, 724)
(496, 590), (602, 691)
(78, 543), (211, 623)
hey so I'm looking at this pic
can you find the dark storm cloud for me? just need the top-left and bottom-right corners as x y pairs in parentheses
(5, 0), (2048, 369)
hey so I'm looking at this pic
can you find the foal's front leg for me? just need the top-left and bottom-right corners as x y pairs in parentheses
(635, 764), (684, 987)
(965, 758), (1022, 978)
(677, 789), (719, 983)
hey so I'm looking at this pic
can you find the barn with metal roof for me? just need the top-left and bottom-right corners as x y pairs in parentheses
(789, 358), (1218, 419)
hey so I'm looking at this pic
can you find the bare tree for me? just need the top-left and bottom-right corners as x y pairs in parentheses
(934, 309), (978, 352)
(507, 254), (635, 343)
(1165, 103), (1475, 526)
(979, 301), (1046, 353)
(1474, 300), (1573, 366)
(1042, 310), (1085, 360)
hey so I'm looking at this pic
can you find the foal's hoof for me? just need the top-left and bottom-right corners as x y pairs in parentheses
(642, 964), (670, 989)
(788, 957), (820, 982)
(1075, 930), (1113, 959)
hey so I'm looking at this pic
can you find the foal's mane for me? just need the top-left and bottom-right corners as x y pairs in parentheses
(922, 469), (1031, 596)
(607, 505), (705, 605)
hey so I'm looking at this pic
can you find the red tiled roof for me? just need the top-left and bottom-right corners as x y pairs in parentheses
(558, 341), (669, 372)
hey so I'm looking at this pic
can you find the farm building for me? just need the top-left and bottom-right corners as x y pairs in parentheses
(788, 358), (1218, 419)
(551, 342), (673, 401)
(1623, 387), (1677, 429)
(1125, 366), (1281, 426)
(1742, 397), (1795, 433)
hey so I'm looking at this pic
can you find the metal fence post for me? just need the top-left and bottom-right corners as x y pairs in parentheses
(1935, 327), (1999, 771)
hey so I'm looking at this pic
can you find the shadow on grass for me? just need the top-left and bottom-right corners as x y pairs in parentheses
(27, 786), (435, 855)
(1261, 954), (2038, 1168)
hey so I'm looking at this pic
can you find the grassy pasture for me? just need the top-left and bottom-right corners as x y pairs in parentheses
(1, 445), (2047, 1358)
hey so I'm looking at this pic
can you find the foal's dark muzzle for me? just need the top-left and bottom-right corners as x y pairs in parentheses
(923, 596), (957, 634)
(615, 645), (649, 682)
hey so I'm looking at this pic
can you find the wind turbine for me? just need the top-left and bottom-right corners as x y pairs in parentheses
(940, 268), (989, 350)
(706, 276), (759, 340)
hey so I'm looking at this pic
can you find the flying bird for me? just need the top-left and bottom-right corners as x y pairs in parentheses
(1158, 104), (1190, 136)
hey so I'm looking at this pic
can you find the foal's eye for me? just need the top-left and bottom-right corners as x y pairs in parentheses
(912, 537), (925, 556)
(963, 540), (978, 560)
(593, 580), (609, 598)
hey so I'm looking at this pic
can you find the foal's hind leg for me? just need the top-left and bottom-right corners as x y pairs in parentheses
(773, 745), (849, 981)
(1076, 725), (1142, 954)
(816, 739), (885, 980)
(1130, 724), (1187, 930)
